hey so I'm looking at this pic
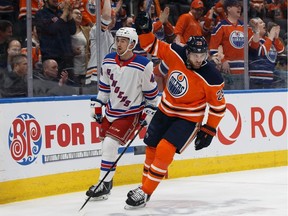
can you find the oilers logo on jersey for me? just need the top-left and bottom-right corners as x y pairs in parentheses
(87, 0), (96, 15)
(229, 30), (244, 49)
(267, 45), (277, 63)
(167, 71), (188, 98)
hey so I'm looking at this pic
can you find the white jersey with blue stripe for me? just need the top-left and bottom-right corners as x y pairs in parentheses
(97, 52), (159, 122)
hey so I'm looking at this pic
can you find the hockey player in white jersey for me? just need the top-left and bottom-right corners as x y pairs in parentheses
(86, 27), (159, 201)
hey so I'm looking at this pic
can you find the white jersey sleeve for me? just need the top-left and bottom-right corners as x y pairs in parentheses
(85, 17), (115, 84)
(141, 60), (159, 108)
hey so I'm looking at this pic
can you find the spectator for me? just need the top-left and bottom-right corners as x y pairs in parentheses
(21, 24), (42, 70)
(110, 0), (128, 36)
(33, 59), (77, 96)
(71, 8), (91, 86)
(1, 54), (28, 98)
(249, 0), (265, 18)
(6, 39), (22, 73)
(202, 0), (225, 42)
(209, 0), (254, 90)
(174, 0), (205, 46)
(85, 0), (115, 86)
(0, 0), (17, 23)
(124, 16), (134, 27)
(18, 0), (44, 43)
(266, 0), (285, 21)
(78, 0), (96, 27)
(0, 20), (13, 69)
(248, 18), (285, 89)
(134, 0), (175, 91)
(35, 0), (76, 79)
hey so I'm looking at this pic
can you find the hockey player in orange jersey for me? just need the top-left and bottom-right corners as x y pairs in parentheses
(125, 12), (226, 209)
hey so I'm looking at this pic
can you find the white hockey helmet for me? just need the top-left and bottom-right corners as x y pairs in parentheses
(115, 27), (138, 50)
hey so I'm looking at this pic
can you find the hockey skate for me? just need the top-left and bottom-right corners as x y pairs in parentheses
(125, 187), (151, 210)
(86, 180), (113, 201)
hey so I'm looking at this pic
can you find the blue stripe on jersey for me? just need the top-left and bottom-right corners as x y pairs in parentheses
(212, 19), (244, 35)
(229, 61), (244, 69)
(105, 101), (145, 118)
(103, 58), (117, 66)
(105, 52), (117, 59)
(99, 80), (110, 93)
(159, 61), (169, 75)
(133, 55), (150, 67)
(143, 86), (159, 100)
(126, 64), (145, 71)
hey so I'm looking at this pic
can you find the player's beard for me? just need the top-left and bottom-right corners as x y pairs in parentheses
(192, 62), (202, 69)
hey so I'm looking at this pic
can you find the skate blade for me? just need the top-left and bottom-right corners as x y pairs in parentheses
(124, 203), (146, 210)
(89, 194), (109, 201)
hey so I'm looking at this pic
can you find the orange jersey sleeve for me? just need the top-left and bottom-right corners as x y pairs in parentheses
(164, 21), (174, 37)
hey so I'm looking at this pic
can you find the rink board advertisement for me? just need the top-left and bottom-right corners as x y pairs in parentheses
(0, 90), (287, 203)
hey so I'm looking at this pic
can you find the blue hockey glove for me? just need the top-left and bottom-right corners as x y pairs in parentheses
(140, 105), (157, 126)
(195, 124), (216, 151)
(90, 97), (103, 124)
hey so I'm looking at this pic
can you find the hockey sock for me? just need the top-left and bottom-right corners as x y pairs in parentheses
(142, 146), (156, 185)
(99, 136), (119, 182)
(142, 139), (176, 195)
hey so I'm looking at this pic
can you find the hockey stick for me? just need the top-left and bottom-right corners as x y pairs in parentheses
(79, 122), (147, 212)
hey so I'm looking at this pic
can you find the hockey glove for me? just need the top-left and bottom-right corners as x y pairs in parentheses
(195, 124), (216, 151)
(135, 11), (152, 35)
(140, 105), (157, 126)
(90, 97), (103, 124)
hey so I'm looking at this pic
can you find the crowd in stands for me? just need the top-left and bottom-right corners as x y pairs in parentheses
(0, 0), (287, 98)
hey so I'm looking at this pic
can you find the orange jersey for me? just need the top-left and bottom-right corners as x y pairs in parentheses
(266, 3), (284, 19)
(174, 12), (202, 44)
(209, 19), (254, 74)
(21, 46), (41, 68)
(139, 32), (226, 128)
(18, 0), (43, 19)
(80, 0), (96, 26)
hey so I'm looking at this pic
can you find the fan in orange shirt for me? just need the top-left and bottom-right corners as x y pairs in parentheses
(174, 0), (205, 46)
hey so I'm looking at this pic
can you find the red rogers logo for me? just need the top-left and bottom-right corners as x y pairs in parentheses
(217, 103), (242, 145)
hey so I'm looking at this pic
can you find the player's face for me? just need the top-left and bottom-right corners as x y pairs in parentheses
(188, 52), (207, 69)
(115, 36), (130, 55)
